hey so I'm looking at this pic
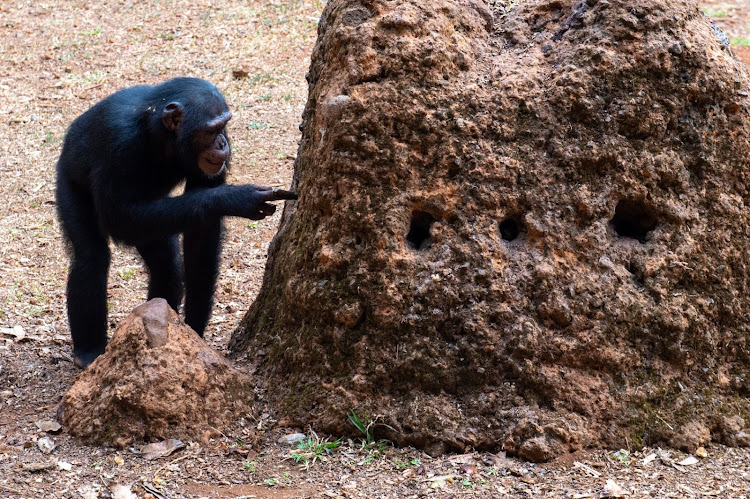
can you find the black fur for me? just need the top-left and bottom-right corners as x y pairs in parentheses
(56, 77), (295, 368)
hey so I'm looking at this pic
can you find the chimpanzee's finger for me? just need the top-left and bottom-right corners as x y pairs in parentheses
(261, 188), (298, 201)
(249, 202), (277, 220)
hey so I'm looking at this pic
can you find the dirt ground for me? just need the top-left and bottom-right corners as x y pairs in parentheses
(1, 1), (749, 498)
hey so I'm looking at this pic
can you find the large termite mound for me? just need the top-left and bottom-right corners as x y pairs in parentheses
(231, 0), (750, 460)
(61, 299), (253, 446)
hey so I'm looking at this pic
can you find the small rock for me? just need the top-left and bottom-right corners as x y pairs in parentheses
(232, 67), (250, 79)
(278, 433), (306, 445)
(671, 420), (710, 453)
(134, 300), (168, 348)
(460, 464), (477, 474)
(37, 437), (55, 454)
(603, 478), (626, 497)
(518, 436), (554, 462)
(35, 420), (62, 433)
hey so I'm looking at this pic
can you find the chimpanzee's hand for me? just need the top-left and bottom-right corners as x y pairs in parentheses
(215, 184), (297, 220)
(249, 186), (298, 219)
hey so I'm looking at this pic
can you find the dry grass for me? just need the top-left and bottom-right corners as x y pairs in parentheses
(1, 1), (750, 498)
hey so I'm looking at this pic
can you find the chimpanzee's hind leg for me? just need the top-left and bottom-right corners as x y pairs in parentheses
(56, 174), (110, 368)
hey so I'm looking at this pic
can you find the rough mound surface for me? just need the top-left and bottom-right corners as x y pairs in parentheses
(61, 299), (253, 446)
(231, 0), (750, 460)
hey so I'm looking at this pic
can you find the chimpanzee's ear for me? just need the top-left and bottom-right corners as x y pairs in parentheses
(162, 102), (184, 132)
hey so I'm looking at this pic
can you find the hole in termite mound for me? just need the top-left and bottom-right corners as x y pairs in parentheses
(407, 210), (436, 250)
(610, 199), (657, 242)
(499, 217), (522, 241)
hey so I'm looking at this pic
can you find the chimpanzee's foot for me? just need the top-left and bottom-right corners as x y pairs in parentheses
(72, 347), (105, 369)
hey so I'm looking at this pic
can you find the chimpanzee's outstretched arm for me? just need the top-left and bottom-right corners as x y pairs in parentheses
(105, 184), (296, 245)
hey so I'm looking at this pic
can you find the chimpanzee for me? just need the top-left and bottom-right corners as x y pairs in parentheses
(55, 77), (297, 368)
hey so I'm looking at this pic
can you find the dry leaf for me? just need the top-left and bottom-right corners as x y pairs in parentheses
(445, 453), (477, 465)
(657, 448), (675, 466)
(426, 474), (457, 482)
(677, 455), (699, 466)
(139, 439), (185, 460)
(573, 461), (602, 477)
(0, 326), (25, 341)
(22, 462), (54, 472)
(677, 484), (696, 493)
